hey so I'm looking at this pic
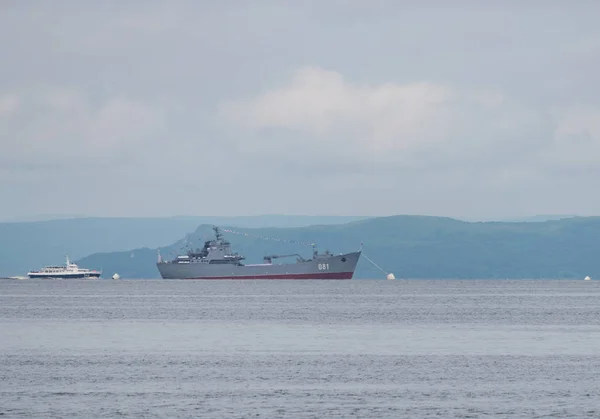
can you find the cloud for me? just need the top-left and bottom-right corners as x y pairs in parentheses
(2, 2), (600, 219)
(546, 108), (600, 169)
(0, 94), (19, 117)
(219, 66), (559, 174)
(0, 89), (166, 169)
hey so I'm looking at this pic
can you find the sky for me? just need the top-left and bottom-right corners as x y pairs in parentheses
(1, 1), (600, 220)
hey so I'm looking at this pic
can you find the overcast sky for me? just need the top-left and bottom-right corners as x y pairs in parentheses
(1, 1), (599, 220)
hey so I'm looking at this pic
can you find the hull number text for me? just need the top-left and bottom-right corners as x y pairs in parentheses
(318, 263), (330, 270)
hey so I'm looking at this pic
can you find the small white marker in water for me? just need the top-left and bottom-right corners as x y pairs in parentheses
(386, 273), (396, 280)
(584, 275), (591, 281)
(112, 273), (121, 280)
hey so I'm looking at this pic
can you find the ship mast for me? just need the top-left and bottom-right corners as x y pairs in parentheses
(213, 225), (223, 241)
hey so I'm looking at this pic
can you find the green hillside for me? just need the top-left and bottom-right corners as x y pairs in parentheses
(76, 215), (600, 279)
(0, 215), (368, 276)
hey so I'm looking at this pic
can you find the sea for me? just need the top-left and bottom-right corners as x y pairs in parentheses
(1, 279), (599, 418)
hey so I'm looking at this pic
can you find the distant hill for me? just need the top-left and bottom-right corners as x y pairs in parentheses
(461, 214), (579, 222)
(498, 214), (579, 222)
(76, 215), (600, 280)
(0, 215), (369, 276)
(0, 213), (89, 222)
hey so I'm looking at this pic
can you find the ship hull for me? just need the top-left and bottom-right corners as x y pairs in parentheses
(156, 251), (360, 280)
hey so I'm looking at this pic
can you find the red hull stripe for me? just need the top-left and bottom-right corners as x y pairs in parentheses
(182, 271), (355, 280)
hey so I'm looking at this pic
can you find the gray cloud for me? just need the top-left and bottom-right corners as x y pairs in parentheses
(1, 1), (600, 220)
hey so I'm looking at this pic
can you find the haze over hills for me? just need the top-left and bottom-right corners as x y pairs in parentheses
(76, 215), (600, 280)
(1, 213), (578, 223)
(0, 215), (368, 276)
(488, 215), (579, 223)
(0, 213), (90, 223)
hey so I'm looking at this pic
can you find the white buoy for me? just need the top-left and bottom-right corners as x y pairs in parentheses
(112, 273), (120, 280)
(584, 275), (591, 281)
(361, 249), (394, 281)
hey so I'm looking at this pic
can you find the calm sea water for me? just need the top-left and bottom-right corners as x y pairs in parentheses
(1, 279), (599, 418)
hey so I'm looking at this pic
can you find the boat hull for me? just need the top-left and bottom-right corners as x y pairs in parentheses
(156, 251), (360, 280)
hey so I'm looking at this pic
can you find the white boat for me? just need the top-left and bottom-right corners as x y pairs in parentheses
(27, 256), (102, 279)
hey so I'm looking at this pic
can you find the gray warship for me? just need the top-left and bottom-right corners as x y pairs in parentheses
(156, 226), (361, 280)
